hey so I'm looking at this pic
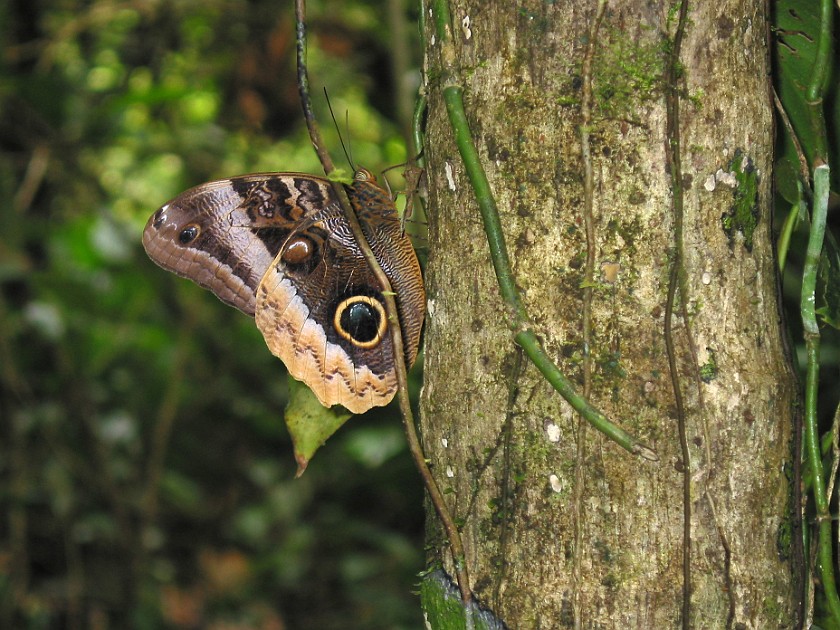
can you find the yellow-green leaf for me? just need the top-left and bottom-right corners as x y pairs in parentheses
(284, 377), (352, 477)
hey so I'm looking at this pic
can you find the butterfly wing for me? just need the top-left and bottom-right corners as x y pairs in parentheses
(143, 173), (425, 414)
(255, 178), (425, 414)
(142, 173), (335, 315)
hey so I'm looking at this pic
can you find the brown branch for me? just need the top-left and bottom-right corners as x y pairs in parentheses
(573, 2), (607, 626)
(294, 0), (334, 175)
(663, 1), (692, 627)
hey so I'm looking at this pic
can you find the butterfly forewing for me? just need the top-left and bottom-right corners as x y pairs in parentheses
(143, 175), (319, 315)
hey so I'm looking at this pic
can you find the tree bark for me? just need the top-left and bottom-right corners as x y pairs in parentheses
(419, 1), (797, 628)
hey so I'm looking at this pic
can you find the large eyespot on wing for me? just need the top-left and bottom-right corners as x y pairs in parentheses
(333, 296), (388, 349)
(254, 241), (399, 415)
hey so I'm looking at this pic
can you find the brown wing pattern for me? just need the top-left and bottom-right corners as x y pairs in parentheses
(142, 174), (333, 315)
(142, 171), (425, 414)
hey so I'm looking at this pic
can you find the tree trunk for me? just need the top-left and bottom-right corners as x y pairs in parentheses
(419, 1), (797, 628)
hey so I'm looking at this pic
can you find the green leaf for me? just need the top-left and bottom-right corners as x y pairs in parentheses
(284, 376), (352, 476)
(776, 181), (806, 272)
(816, 230), (840, 328)
(773, 0), (840, 200)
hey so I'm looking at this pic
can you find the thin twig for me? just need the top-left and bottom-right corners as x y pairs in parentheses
(13, 145), (50, 213)
(773, 91), (811, 190)
(579, 0), (604, 402)
(294, 0), (334, 173)
(662, 1), (692, 627)
(573, 3), (607, 626)
(294, 0), (472, 603)
(491, 348), (523, 610)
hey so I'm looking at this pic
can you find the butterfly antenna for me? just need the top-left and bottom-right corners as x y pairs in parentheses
(324, 87), (355, 171)
(344, 110), (355, 169)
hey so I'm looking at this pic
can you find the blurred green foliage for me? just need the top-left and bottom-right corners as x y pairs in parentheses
(0, 0), (424, 628)
(2, 0), (839, 627)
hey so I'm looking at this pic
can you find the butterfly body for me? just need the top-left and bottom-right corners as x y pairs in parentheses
(143, 171), (425, 414)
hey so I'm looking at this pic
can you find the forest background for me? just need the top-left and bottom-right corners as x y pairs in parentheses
(1, 0), (839, 628)
(2, 0), (425, 628)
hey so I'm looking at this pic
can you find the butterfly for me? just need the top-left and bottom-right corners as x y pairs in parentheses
(142, 169), (425, 414)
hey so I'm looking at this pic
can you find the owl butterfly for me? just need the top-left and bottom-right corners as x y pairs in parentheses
(142, 169), (425, 414)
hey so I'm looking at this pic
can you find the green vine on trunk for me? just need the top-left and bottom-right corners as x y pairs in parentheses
(803, 0), (834, 166)
(798, 0), (838, 623)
